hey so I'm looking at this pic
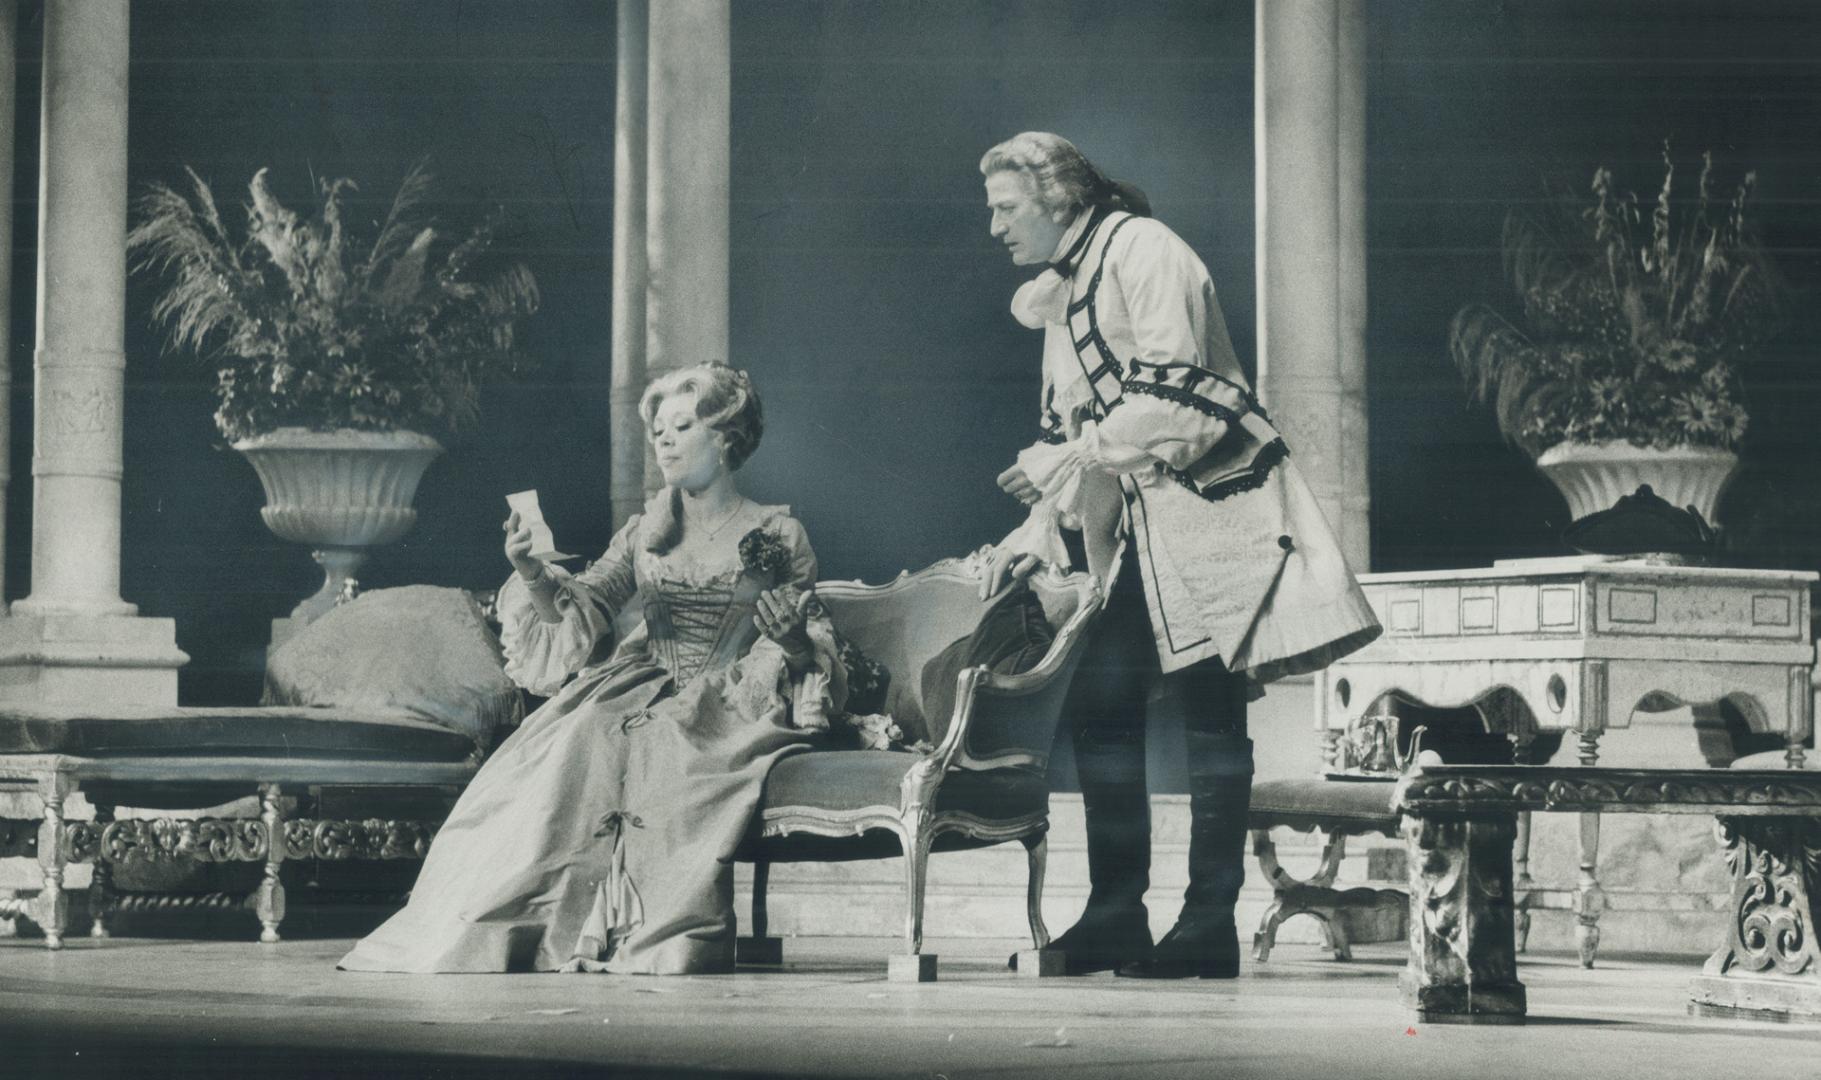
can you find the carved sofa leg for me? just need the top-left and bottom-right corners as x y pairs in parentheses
(737, 859), (783, 966)
(1013, 831), (1065, 977)
(888, 817), (937, 983)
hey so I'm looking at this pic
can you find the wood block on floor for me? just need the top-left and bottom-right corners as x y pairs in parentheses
(1013, 948), (1066, 977)
(887, 953), (937, 982)
(736, 935), (783, 966)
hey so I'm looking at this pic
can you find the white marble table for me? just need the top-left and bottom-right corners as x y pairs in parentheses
(1316, 555), (1817, 966)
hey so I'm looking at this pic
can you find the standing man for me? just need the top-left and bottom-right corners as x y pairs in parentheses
(980, 132), (1380, 978)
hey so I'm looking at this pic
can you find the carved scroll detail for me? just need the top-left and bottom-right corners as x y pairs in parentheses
(1707, 818), (1821, 979)
(283, 819), (439, 861)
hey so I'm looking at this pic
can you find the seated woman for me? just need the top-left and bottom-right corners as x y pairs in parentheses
(339, 363), (846, 975)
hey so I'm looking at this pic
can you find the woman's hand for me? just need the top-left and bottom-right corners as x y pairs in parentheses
(997, 463), (1041, 506)
(503, 510), (543, 581)
(755, 585), (815, 664)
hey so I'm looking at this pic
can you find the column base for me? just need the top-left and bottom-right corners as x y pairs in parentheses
(0, 613), (188, 706)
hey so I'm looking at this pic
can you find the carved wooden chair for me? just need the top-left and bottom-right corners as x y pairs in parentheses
(736, 553), (1101, 981)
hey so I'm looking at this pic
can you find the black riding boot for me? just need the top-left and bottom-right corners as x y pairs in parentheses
(1118, 731), (1252, 979)
(1009, 736), (1153, 973)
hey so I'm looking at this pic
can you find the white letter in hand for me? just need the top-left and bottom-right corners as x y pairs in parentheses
(506, 489), (579, 561)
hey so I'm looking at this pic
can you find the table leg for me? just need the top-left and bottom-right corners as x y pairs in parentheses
(1788, 664), (1810, 771)
(1510, 733), (1540, 954)
(88, 802), (114, 939)
(1575, 732), (1605, 969)
(1398, 810), (1526, 1023)
(256, 784), (286, 943)
(34, 775), (72, 950)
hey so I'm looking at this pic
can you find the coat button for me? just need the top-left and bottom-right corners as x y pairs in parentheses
(1278, 534), (1294, 552)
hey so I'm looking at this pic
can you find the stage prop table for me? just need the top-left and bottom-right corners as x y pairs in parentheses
(1317, 557), (1816, 966)
(1393, 764), (1821, 1024)
(0, 706), (480, 948)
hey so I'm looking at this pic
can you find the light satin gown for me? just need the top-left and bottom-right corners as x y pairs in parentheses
(338, 503), (842, 975)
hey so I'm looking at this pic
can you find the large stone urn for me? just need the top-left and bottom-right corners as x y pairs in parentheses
(1533, 440), (1740, 528)
(233, 428), (445, 626)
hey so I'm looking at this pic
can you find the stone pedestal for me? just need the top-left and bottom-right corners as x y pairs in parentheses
(0, 615), (185, 706)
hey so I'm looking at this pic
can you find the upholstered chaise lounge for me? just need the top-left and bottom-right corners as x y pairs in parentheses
(738, 553), (1102, 981)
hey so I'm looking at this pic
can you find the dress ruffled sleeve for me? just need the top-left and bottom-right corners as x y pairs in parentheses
(498, 514), (642, 696)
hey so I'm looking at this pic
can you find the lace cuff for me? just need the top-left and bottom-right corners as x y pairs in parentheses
(998, 504), (1072, 571)
(497, 568), (615, 696)
(789, 614), (848, 732)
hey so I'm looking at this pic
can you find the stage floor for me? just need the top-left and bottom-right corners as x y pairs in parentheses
(3, 933), (1814, 1079)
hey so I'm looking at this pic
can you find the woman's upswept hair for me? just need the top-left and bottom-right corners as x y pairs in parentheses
(979, 132), (1151, 219)
(639, 363), (764, 471)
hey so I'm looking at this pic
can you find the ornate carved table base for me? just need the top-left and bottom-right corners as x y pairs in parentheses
(1324, 558), (1818, 971)
(1689, 817), (1821, 1022)
(0, 753), (473, 947)
(1395, 764), (1821, 1024)
(1398, 811), (1527, 1023)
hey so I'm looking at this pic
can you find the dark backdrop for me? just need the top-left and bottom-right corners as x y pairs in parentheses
(2, 0), (1817, 707)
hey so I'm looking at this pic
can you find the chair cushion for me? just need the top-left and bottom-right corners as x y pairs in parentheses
(264, 585), (521, 748)
(761, 750), (1049, 821)
(1248, 777), (1399, 835)
(913, 586), (1056, 746)
(0, 705), (478, 761)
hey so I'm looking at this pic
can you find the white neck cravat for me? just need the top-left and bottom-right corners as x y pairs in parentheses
(1009, 208), (1097, 329)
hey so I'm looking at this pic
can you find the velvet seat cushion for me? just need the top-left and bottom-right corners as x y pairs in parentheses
(910, 585), (1056, 746)
(760, 750), (1049, 822)
(1248, 777), (1399, 835)
(0, 705), (477, 762)
(263, 585), (521, 748)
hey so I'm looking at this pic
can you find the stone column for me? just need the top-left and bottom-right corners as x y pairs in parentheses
(642, 0), (729, 419)
(0, 0), (186, 704)
(0, 0), (15, 607)
(1255, 0), (1370, 572)
(610, 0), (650, 529)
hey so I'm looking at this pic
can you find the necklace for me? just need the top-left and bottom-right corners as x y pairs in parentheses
(687, 497), (748, 541)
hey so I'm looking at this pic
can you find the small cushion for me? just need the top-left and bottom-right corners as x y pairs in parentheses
(0, 705), (477, 761)
(1248, 777), (1399, 835)
(913, 586), (1056, 746)
(761, 750), (1049, 821)
(264, 586), (521, 747)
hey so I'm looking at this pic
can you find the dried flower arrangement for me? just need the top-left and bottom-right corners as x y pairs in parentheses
(128, 162), (539, 441)
(1450, 144), (1785, 457)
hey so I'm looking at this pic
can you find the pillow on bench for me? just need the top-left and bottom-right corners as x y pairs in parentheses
(264, 585), (522, 749)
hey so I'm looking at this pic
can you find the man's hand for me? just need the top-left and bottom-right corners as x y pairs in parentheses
(980, 547), (1041, 601)
(997, 464), (1041, 506)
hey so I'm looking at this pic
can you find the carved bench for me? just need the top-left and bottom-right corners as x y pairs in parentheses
(1392, 764), (1821, 1024)
(0, 705), (479, 948)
